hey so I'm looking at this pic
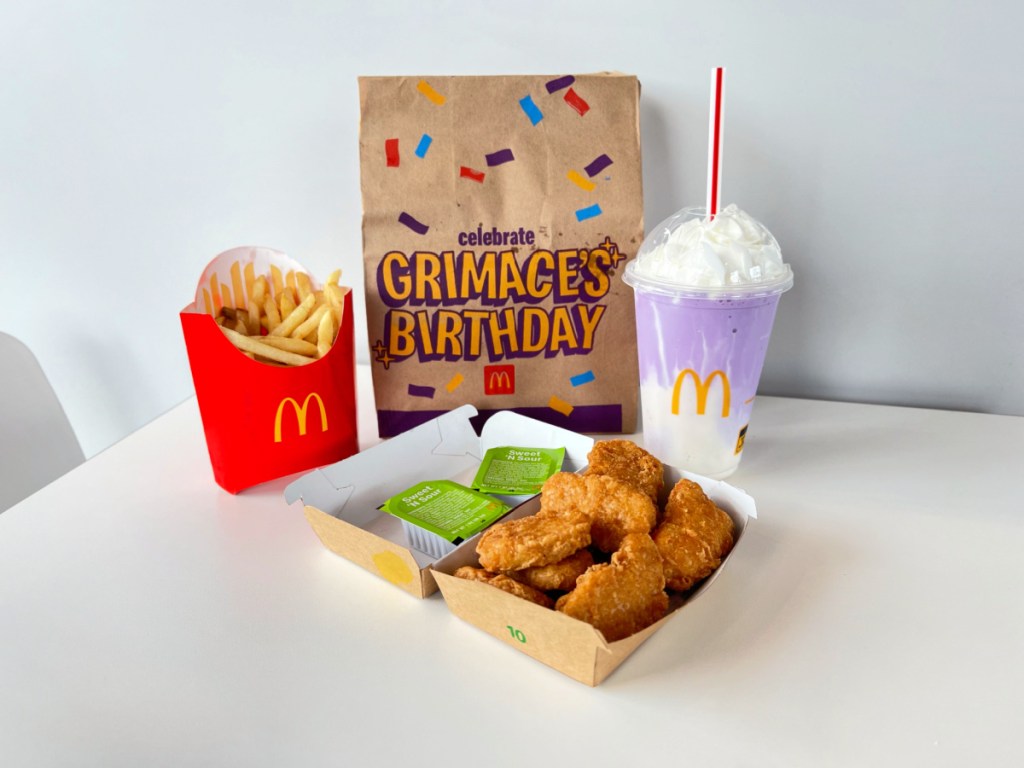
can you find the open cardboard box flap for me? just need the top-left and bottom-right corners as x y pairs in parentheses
(432, 468), (757, 685)
(284, 405), (594, 597)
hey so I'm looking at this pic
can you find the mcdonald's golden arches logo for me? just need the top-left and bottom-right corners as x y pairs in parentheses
(274, 392), (328, 443)
(671, 369), (731, 418)
(483, 364), (515, 395)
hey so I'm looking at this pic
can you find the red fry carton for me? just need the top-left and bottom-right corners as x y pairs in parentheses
(180, 246), (358, 493)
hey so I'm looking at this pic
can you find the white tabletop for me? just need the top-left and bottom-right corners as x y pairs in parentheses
(2, 367), (1022, 767)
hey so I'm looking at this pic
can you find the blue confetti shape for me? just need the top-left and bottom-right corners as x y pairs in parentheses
(570, 370), (595, 387)
(415, 134), (432, 158)
(519, 95), (543, 125)
(575, 204), (602, 222)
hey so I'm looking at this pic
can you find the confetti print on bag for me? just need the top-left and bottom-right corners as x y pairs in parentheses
(548, 395), (574, 417)
(385, 138), (400, 167)
(584, 154), (613, 177)
(460, 166), (485, 183)
(570, 370), (595, 387)
(545, 75), (575, 94)
(417, 80), (445, 105)
(567, 170), (596, 191)
(408, 384), (436, 399)
(485, 148), (515, 166)
(414, 134), (432, 158)
(398, 211), (429, 235)
(519, 95), (543, 125)
(563, 88), (589, 116)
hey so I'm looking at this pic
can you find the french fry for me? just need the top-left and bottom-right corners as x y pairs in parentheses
(325, 283), (347, 327)
(211, 273), (222, 313)
(243, 262), (256, 303)
(285, 270), (298, 302)
(230, 261), (245, 310)
(296, 271), (314, 303)
(248, 276), (267, 334)
(258, 336), (319, 356)
(263, 295), (281, 333)
(270, 264), (284, 299)
(317, 309), (335, 358)
(279, 290), (296, 320)
(271, 293), (316, 337)
(220, 326), (315, 366)
(209, 263), (345, 367)
(291, 304), (329, 341)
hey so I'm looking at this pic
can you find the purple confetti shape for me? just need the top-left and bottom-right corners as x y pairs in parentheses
(545, 75), (575, 94)
(398, 211), (429, 235)
(584, 154), (613, 178)
(408, 384), (435, 399)
(485, 148), (515, 167)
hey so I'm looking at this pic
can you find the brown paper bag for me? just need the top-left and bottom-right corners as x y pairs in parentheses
(358, 73), (643, 437)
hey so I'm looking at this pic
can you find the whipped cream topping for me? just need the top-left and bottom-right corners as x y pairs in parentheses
(631, 204), (789, 288)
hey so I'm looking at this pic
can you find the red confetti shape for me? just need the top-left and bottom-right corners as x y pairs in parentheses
(460, 166), (485, 183)
(385, 138), (400, 167)
(563, 88), (590, 116)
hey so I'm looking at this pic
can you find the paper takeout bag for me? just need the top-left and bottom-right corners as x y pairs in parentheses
(180, 246), (358, 493)
(359, 73), (643, 437)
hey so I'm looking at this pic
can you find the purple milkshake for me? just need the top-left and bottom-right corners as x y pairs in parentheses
(623, 205), (793, 478)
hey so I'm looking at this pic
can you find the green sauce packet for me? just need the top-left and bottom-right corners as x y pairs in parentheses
(379, 480), (510, 544)
(471, 446), (566, 495)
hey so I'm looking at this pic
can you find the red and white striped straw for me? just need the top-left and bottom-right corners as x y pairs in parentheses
(706, 66), (725, 219)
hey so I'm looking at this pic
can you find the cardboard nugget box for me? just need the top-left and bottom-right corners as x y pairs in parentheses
(283, 405), (594, 598)
(432, 469), (757, 686)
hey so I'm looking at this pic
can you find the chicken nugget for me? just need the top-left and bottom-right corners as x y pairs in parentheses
(476, 510), (591, 572)
(663, 479), (735, 558)
(653, 522), (720, 592)
(489, 574), (555, 609)
(555, 533), (668, 642)
(509, 548), (594, 592)
(540, 472), (657, 553)
(453, 566), (497, 583)
(584, 439), (664, 504)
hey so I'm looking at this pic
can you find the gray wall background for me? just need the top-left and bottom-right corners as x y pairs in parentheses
(3, 0), (1021, 458)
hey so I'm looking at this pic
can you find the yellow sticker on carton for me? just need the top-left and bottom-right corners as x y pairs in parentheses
(372, 551), (414, 586)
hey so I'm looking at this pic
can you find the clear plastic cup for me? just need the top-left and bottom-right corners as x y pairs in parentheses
(623, 207), (793, 478)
